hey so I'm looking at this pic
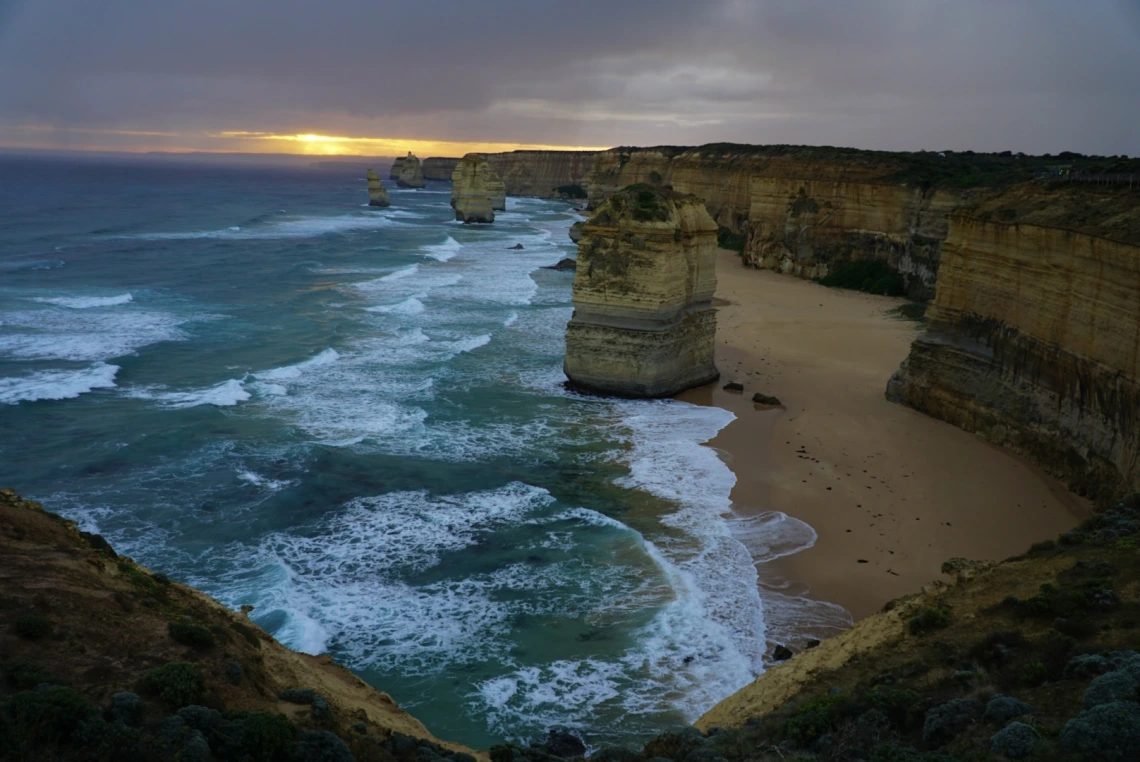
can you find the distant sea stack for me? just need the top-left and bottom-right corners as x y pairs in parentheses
(422, 157), (461, 181)
(450, 153), (507, 224)
(564, 184), (719, 397)
(365, 168), (390, 207)
(391, 152), (426, 189)
(887, 214), (1140, 503)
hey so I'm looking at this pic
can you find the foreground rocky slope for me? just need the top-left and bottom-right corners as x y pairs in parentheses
(487, 498), (1140, 762)
(0, 489), (478, 761)
(887, 202), (1140, 504)
(564, 184), (718, 397)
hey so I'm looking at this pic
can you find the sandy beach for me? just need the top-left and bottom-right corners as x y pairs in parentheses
(680, 250), (1088, 627)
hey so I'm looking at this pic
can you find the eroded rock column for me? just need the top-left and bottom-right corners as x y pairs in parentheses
(564, 184), (719, 397)
(450, 154), (507, 224)
(366, 169), (390, 207)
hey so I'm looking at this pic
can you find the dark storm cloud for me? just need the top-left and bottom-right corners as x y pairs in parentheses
(0, 0), (1137, 154)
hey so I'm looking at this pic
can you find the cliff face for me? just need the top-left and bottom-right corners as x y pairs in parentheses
(450, 154), (505, 224)
(887, 217), (1140, 502)
(564, 185), (719, 397)
(744, 177), (960, 299)
(366, 168), (391, 207)
(581, 149), (963, 299)
(422, 157), (460, 181)
(483, 151), (595, 198)
(393, 152), (426, 189)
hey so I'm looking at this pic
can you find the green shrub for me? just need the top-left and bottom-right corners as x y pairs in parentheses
(648, 171), (663, 185)
(0, 686), (97, 754)
(818, 259), (907, 296)
(1, 659), (63, 690)
(222, 711), (298, 762)
(781, 695), (851, 746)
(1021, 660), (1049, 687)
(908, 608), (952, 635)
(168, 621), (215, 650)
(717, 227), (747, 252)
(141, 662), (205, 708)
(12, 614), (51, 640)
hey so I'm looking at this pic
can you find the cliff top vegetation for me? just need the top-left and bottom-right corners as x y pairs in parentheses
(600, 144), (1140, 192)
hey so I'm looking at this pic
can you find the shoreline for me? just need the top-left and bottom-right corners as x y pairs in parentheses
(679, 250), (1088, 631)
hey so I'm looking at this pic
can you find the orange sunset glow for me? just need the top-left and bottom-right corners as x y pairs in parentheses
(0, 124), (609, 156)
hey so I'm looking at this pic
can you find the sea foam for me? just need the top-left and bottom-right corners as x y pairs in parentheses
(0, 362), (119, 404)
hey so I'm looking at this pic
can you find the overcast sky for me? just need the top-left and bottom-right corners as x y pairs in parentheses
(1, 0), (1137, 156)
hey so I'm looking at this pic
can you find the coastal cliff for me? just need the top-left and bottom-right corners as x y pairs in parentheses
(887, 210), (1140, 503)
(483, 151), (595, 199)
(450, 154), (506, 223)
(423, 157), (460, 181)
(366, 168), (390, 207)
(564, 185), (719, 397)
(0, 489), (477, 761)
(581, 147), (968, 299)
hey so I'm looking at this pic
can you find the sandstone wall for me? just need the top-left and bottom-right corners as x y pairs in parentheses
(888, 217), (1140, 502)
(422, 157), (460, 181)
(565, 186), (719, 397)
(744, 178), (960, 299)
(484, 151), (596, 198)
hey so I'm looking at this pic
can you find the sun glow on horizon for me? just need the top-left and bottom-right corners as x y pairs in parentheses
(0, 124), (608, 157)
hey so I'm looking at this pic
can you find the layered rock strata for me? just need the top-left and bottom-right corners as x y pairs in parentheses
(583, 148), (963, 299)
(392, 152), (426, 188)
(365, 168), (390, 207)
(450, 153), (506, 223)
(887, 217), (1140, 502)
(483, 150), (596, 198)
(422, 157), (460, 181)
(564, 185), (719, 397)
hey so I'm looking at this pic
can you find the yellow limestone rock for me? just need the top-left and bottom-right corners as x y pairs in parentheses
(392, 152), (426, 189)
(450, 154), (506, 224)
(887, 216), (1140, 501)
(564, 185), (719, 397)
(365, 169), (390, 207)
(422, 157), (460, 181)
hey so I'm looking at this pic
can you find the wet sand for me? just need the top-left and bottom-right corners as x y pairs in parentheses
(679, 250), (1088, 626)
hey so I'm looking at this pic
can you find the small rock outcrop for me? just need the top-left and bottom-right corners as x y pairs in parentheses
(564, 184), (719, 397)
(450, 154), (507, 224)
(391, 152), (426, 189)
(569, 221), (585, 243)
(365, 169), (390, 207)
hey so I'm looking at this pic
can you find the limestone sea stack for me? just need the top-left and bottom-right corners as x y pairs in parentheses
(393, 152), (426, 188)
(365, 168), (390, 207)
(564, 184), (719, 397)
(450, 153), (507, 224)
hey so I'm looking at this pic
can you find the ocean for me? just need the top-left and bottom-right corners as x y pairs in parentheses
(0, 156), (843, 748)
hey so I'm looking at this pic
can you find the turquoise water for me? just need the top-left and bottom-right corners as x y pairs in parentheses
(0, 156), (845, 748)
